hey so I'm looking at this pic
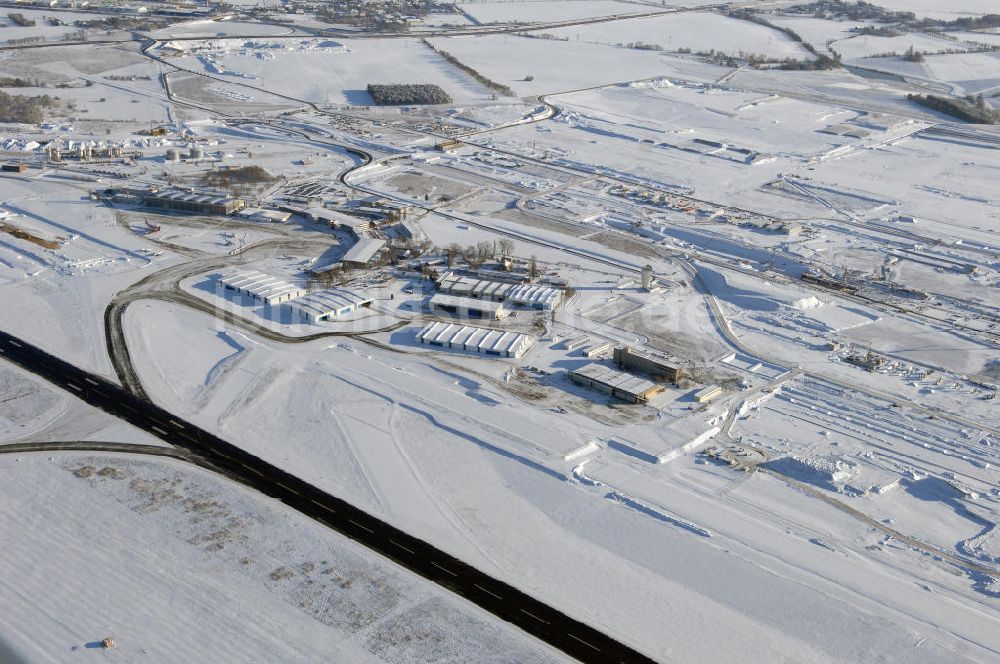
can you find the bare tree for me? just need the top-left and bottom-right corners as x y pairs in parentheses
(498, 238), (514, 257)
(529, 254), (539, 279)
(476, 240), (493, 264)
(445, 243), (462, 267)
(464, 244), (481, 268)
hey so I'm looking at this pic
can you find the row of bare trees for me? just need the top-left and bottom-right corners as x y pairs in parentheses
(440, 240), (539, 277)
(442, 239), (515, 268)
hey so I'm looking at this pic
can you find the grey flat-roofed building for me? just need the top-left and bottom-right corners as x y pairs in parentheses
(571, 364), (665, 403)
(415, 321), (533, 358)
(218, 270), (306, 305)
(283, 288), (373, 323)
(614, 346), (685, 382)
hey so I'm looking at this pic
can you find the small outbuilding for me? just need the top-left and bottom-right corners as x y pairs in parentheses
(694, 384), (722, 403)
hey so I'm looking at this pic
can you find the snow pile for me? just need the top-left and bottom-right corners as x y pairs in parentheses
(791, 295), (823, 311)
(627, 77), (674, 89)
(766, 455), (855, 485)
(736, 388), (781, 418)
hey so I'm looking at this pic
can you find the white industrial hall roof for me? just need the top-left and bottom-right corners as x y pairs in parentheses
(436, 271), (562, 309)
(218, 269), (306, 304)
(148, 190), (235, 206)
(416, 321), (534, 358)
(284, 288), (373, 319)
(505, 283), (562, 309)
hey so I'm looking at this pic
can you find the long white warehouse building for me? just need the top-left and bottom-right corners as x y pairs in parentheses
(435, 271), (563, 310)
(416, 321), (534, 358)
(283, 288), (373, 323)
(218, 270), (306, 305)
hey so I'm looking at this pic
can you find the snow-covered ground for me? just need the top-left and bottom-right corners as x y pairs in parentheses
(114, 294), (1000, 662)
(424, 36), (712, 95)
(172, 38), (497, 105)
(544, 12), (814, 59)
(1, 6), (998, 662)
(0, 451), (568, 663)
(833, 32), (976, 61)
(457, 0), (644, 24)
(868, 0), (1000, 19)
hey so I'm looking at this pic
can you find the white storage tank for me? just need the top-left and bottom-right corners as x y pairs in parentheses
(165, 147), (181, 162)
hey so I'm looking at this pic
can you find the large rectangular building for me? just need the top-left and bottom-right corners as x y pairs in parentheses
(145, 189), (245, 215)
(429, 293), (506, 320)
(416, 321), (534, 358)
(217, 270), (306, 306)
(435, 271), (563, 310)
(342, 237), (386, 268)
(613, 346), (685, 382)
(505, 283), (562, 310)
(283, 288), (373, 323)
(571, 364), (665, 404)
(436, 271), (513, 301)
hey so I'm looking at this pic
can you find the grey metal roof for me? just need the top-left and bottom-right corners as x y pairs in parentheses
(573, 363), (661, 397)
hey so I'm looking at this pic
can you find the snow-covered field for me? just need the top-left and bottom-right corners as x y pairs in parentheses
(0, 452), (567, 663)
(425, 35), (721, 95)
(173, 38), (497, 105)
(868, 0), (1000, 19)
(0, 5), (998, 662)
(544, 12), (814, 59)
(0, 9), (98, 45)
(769, 15), (870, 51)
(458, 0), (643, 24)
(114, 292), (1000, 662)
(833, 32), (976, 61)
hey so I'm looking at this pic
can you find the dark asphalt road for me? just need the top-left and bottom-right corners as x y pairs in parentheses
(0, 329), (659, 664)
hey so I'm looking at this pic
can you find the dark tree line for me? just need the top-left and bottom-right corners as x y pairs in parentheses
(907, 94), (999, 124)
(366, 83), (453, 105)
(7, 13), (36, 27)
(727, 9), (842, 70)
(202, 165), (276, 187)
(422, 39), (516, 96)
(0, 90), (56, 124)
